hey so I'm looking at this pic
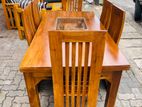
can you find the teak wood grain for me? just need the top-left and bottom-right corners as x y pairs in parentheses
(20, 11), (129, 72)
(32, 0), (41, 29)
(108, 4), (125, 45)
(100, 0), (112, 29)
(49, 31), (106, 107)
(22, 2), (36, 46)
(19, 11), (130, 107)
(62, 0), (82, 11)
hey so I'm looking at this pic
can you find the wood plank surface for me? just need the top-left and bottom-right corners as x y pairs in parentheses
(20, 11), (130, 72)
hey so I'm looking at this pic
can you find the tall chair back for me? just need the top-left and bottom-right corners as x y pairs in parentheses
(31, 0), (41, 29)
(62, 0), (82, 11)
(108, 5), (125, 45)
(22, 2), (36, 45)
(100, 0), (112, 29)
(49, 31), (106, 107)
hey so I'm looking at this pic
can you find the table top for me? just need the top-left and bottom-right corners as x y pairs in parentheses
(20, 11), (130, 72)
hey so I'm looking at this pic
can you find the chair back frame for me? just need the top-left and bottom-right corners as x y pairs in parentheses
(13, 4), (25, 40)
(100, 0), (112, 29)
(31, 0), (41, 29)
(108, 4), (125, 45)
(49, 30), (106, 107)
(22, 2), (36, 45)
(62, 0), (82, 11)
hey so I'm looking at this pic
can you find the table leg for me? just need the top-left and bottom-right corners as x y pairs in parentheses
(104, 71), (122, 107)
(24, 73), (40, 107)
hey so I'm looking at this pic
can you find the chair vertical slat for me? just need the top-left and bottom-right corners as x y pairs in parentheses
(78, 0), (82, 11)
(7, 7), (14, 27)
(65, 42), (70, 107)
(74, 0), (76, 11)
(62, 0), (67, 10)
(76, 42), (83, 107)
(71, 42), (76, 107)
(63, 0), (82, 11)
(72, 0), (74, 11)
(71, 0), (73, 11)
(9, 8), (15, 27)
(68, 0), (70, 11)
(67, 0), (69, 11)
(68, 0), (71, 11)
(82, 42), (89, 107)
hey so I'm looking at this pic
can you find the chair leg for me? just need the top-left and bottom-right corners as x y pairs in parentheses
(2, 4), (11, 29)
(104, 71), (122, 107)
(24, 73), (40, 107)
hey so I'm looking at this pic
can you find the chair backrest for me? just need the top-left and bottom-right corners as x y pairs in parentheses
(108, 4), (125, 45)
(49, 30), (106, 107)
(62, 0), (82, 11)
(31, 0), (41, 29)
(22, 2), (36, 45)
(13, 4), (25, 40)
(100, 0), (112, 29)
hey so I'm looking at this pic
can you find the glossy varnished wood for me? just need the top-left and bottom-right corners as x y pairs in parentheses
(19, 11), (130, 107)
(100, 0), (112, 29)
(20, 11), (129, 72)
(24, 73), (40, 107)
(108, 4), (125, 45)
(22, 2), (36, 45)
(62, 0), (83, 11)
(32, 0), (41, 29)
(49, 31), (106, 107)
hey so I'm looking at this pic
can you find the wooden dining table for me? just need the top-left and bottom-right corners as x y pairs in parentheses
(20, 11), (130, 107)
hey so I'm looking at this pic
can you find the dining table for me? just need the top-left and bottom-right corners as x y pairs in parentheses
(19, 11), (130, 107)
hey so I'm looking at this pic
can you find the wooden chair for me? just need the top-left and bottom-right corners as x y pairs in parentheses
(62, 0), (83, 11)
(100, 0), (112, 29)
(108, 5), (125, 45)
(2, 0), (17, 29)
(2, 0), (32, 39)
(32, 0), (41, 29)
(22, 2), (36, 45)
(49, 30), (106, 107)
